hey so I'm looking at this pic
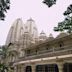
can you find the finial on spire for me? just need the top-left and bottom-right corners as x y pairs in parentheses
(40, 30), (45, 34)
(49, 33), (53, 37)
(27, 17), (34, 21)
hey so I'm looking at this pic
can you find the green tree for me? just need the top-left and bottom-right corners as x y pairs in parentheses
(1, 45), (8, 60)
(42, 0), (72, 33)
(54, 16), (72, 33)
(54, 4), (72, 33)
(0, 0), (10, 21)
(43, 0), (57, 7)
(63, 4), (72, 15)
(0, 45), (9, 72)
(0, 63), (8, 72)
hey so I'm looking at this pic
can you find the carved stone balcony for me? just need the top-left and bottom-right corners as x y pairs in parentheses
(17, 45), (72, 62)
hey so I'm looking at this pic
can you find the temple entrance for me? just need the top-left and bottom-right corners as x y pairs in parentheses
(36, 64), (59, 72)
(63, 63), (72, 72)
(25, 66), (32, 72)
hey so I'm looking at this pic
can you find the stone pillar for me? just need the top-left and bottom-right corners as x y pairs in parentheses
(20, 64), (22, 72)
(56, 59), (64, 72)
(14, 66), (17, 72)
(15, 64), (22, 72)
(14, 64), (24, 72)
(21, 64), (26, 72)
(14, 65), (18, 72)
(32, 64), (36, 72)
(58, 63), (63, 72)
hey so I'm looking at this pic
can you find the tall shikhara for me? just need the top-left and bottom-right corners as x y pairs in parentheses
(6, 18), (24, 45)
(5, 18), (38, 45)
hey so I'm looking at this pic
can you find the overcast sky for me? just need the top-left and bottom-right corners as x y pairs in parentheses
(0, 0), (72, 45)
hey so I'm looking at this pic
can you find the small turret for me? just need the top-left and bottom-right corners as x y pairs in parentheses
(27, 17), (34, 22)
(39, 30), (47, 41)
(47, 33), (54, 41)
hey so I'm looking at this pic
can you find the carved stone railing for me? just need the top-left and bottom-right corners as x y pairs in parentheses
(17, 45), (72, 61)
(16, 45), (72, 60)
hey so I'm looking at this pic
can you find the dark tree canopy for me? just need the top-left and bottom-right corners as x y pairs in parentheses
(54, 16), (72, 33)
(42, 0), (72, 33)
(63, 4), (72, 15)
(43, 0), (72, 33)
(0, 45), (14, 72)
(0, 0), (10, 20)
(0, 63), (9, 72)
(0, 45), (8, 59)
(54, 4), (72, 33)
(43, 0), (56, 7)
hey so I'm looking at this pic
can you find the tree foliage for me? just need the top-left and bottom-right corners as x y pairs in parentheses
(0, 45), (8, 59)
(63, 4), (72, 15)
(54, 4), (72, 33)
(43, 0), (72, 33)
(54, 16), (72, 33)
(0, 63), (8, 72)
(0, 46), (8, 72)
(0, 0), (10, 20)
(0, 45), (14, 72)
(43, 0), (57, 7)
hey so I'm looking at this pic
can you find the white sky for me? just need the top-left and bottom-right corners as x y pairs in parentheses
(0, 0), (72, 45)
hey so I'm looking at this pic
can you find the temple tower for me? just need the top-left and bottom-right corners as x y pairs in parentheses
(6, 18), (24, 45)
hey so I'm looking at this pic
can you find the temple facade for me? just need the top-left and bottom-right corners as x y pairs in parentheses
(5, 18), (72, 72)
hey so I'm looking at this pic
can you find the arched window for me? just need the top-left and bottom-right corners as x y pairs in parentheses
(59, 41), (64, 47)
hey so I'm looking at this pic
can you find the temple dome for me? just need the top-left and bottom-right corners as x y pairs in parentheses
(56, 32), (68, 38)
(47, 33), (54, 41)
(39, 30), (47, 41)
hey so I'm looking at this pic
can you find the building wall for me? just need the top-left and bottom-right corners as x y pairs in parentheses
(5, 18), (72, 72)
(12, 34), (72, 72)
